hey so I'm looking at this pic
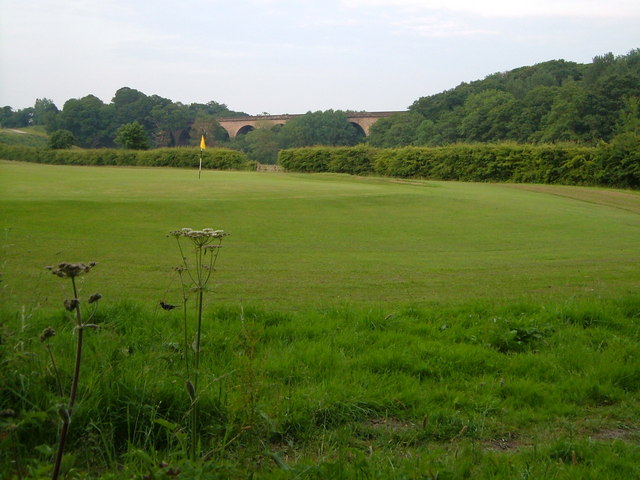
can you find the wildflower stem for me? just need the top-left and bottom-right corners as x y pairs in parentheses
(190, 286), (204, 460)
(52, 276), (84, 480)
(45, 344), (64, 398)
(195, 287), (204, 391)
(68, 276), (84, 410)
(177, 269), (191, 379)
(167, 228), (228, 461)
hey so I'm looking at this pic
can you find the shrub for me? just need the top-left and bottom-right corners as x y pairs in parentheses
(278, 142), (640, 189)
(0, 145), (248, 170)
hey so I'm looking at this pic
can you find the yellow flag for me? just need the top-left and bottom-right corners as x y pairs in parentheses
(200, 135), (206, 150)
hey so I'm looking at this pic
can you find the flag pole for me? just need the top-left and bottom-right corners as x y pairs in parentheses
(199, 134), (206, 179)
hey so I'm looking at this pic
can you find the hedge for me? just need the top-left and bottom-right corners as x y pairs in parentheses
(278, 142), (640, 189)
(0, 145), (249, 170)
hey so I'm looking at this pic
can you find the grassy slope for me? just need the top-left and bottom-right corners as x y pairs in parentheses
(1, 160), (639, 310)
(0, 127), (49, 147)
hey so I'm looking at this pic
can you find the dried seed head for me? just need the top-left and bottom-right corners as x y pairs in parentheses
(48, 262), (97, 278)
(64, 298), (80, 312)
(40, 327), (56, 342)
(88, 292), (102, 304)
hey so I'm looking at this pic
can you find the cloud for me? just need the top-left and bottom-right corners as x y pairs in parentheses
(392, 16), (497, 38)
(341, 0), (640, 19)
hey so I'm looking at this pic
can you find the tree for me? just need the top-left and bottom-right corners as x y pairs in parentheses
(243, 127), (280, 164)
(111, 87), (156, 134)
(0, 106), (16, 128)
(459, 90), (518, 142)
(150, 102), (193, 147)
(368, 113), (422, 147)
(511, 86), (560, 142)
(538, 82), (592, 143)
(59, 95), (113, 147)
(32, 98), (59, 129)
(278, 110), (364, 148)
(115, 121), (150, 150)
(190, 113), (229, 145)
(48, 129), (75, 149)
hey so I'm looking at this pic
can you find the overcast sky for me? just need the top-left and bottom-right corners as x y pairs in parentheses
(1, 0), (638, 115)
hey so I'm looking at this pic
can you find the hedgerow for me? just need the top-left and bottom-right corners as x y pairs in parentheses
(278, 142), (640, 188)
(0, 145), (249, 170)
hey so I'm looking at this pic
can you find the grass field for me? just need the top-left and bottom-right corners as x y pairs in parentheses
(0, 127), (49, 148)
(1, 160), (639, 310)
(1, 160), (640, 479)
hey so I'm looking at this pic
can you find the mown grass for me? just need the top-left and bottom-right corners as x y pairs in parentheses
(1, 160), (640, 478)
(1, 160), (639, 311)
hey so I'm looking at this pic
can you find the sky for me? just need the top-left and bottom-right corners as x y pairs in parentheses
(1, 0), (639, 116)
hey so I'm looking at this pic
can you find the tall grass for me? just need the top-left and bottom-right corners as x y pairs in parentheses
(2, 298), (639, 478)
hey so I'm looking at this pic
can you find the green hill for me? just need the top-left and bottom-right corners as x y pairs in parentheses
(0, 126), (49, 147)
(370, 49), (640, 147)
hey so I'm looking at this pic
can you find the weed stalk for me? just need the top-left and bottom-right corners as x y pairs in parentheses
(45, 262), (101, 480)
(168, 228), (228, 460)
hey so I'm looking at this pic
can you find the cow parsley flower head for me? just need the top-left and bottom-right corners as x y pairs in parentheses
(46, 262), (97, 278)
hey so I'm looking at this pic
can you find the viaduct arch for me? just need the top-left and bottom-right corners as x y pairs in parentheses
(217, 111), (404, 139)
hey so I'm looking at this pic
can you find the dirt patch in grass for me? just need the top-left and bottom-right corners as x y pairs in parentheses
(484, 432), (523, 451)
(365, 417), (415, 432)
(591, 428), (636, 442)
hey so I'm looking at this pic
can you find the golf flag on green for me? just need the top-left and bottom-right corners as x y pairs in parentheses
(198, 135), (205, 178)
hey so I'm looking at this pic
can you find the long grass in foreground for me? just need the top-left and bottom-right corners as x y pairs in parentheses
(1, 298), (639, 478)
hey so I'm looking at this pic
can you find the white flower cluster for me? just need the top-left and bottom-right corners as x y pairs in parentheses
(169, 227), (229, 239)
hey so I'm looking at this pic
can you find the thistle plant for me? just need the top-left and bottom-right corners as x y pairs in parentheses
(168, 227), (229, 459)
(44, 262), (101, 480)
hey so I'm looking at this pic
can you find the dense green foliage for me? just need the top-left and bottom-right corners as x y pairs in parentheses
(231, 110), (366, 164)
(115, 121), (150, 150)
(278, 141), (640, 188)
(369, 50), (640, 147)
(278, 145), (375, 174)
(0, 144), (248, 169)
(0, 87), (246, 149)
(2, 50), (638, 165)
(47, 129), (75, 149)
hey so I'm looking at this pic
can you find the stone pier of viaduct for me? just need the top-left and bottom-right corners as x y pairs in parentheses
(217, 111), (404, 139)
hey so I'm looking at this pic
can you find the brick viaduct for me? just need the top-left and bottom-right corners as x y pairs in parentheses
(217, 111), (404, 139)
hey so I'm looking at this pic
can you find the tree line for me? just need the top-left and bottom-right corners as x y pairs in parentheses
(1, 49), (638, 163)
(0, 87), (246, 149)
(370, 50), (640, 147)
